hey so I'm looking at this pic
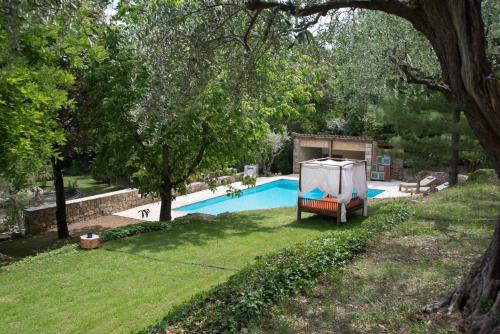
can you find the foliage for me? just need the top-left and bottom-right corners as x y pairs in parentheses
(0, 2), (70, 189)
(142, 203), (410, 334)
(83, 25), (148, 184)
(467, 169), (497, 183)
(483, 0), (500, 74)
(100, 220), (173, 242)
(259, 131), (290, 175)
(0, 0), (111, 194)
(313, 10), (440, 136)
(0, 192), (28, 233)
(378, 93), (485, 177)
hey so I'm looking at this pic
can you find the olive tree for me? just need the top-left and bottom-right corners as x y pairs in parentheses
(127, 1), (268, 221)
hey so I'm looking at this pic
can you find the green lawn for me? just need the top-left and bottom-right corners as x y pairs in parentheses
(64, 175), (125, 197)
(252, 171), (500, 333)
(0, 207), (368, 334)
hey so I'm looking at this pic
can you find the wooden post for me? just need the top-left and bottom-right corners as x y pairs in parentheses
(297, 201), (301, 223)
(297, 163), (302, 222)
(338, 166), (342, 194)
(298, 162), (302, 192)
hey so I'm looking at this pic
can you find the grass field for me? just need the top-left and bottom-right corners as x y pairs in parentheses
(3, 172), (497, 334)
(0, 207), (368, 334)
(252, 171), (500, 333)
(64, 175), (125, 197)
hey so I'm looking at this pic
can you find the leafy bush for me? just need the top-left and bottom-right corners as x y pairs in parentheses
(466, 169), (496, 182)
(100, 220), (173, 242)
(142, 202), (410, 334)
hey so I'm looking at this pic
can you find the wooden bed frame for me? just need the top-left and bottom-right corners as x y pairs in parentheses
(297, 196), (364, 224)
(296, 157), (367, 224)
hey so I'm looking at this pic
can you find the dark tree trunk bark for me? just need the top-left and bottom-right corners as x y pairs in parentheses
(159, 144), (173, 222)
(425, 217), (500, 334)
(51, 156), (69, 239)
(159, 190), (172, 222)
(415, 175), (422, 194)
(449, 110), (460, 186)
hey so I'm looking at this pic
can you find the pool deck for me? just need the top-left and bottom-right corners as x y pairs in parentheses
(113, 175), (410, 222)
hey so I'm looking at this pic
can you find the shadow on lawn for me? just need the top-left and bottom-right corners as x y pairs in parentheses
(285, 212), (367, 231)
(102, 209), (358, 256)
(413, 184), (500, 234)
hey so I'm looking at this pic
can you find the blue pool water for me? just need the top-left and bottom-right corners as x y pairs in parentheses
(174, 179), (384, 215)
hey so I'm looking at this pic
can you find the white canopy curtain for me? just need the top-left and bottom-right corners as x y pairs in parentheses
(298, 159), (368, 222)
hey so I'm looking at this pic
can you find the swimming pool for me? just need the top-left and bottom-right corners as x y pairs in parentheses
(174, 179), (384, 215)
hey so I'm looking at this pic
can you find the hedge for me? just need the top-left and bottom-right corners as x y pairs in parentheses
(100, 220), (174, 242)
(141, 202), (410, 334)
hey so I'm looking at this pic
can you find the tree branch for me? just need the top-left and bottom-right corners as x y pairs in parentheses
(246, 0), (418, 21)
(172, 123), (210, 186)
(286, 12), (325, 33)
(389, 55), (455, 99)
(243, 8), (262, 51)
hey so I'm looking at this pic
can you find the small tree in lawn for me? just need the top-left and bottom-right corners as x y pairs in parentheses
(124, 1), (322, 221)
(259, 131), (290, 176)
(128, 2), (265, 221)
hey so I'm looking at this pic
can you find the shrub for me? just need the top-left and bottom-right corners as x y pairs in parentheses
(141, 202), (410, 334)
(100, 220), (173, 242)
(466, 169), (496, 182)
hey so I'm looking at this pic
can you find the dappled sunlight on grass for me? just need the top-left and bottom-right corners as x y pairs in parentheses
(64, 175), (125, 197)
(0, 206), (365, 334)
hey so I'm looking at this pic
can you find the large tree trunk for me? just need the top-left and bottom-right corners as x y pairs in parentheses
(412, 1), (500, 178)
(449, 110), (460, 186)
(425, 217), (500, 334)
(51, 156), (69, 239)
(159, 144), (173, 222)
(159, 190), (172, 222)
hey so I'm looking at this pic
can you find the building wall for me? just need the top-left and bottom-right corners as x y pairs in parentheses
(293, 137), (373, 174)
(331, 149), (365, 160)
(293, 140), (323, 173)
(293, 136), (405, 181)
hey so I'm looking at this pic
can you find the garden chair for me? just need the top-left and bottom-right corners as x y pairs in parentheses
(399, 176), (437, 193)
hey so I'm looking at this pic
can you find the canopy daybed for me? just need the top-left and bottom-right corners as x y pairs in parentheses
(297, 158), (369, 224)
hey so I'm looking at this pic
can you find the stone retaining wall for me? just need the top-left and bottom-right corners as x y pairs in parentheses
(24, 189), (155, 235)
(23, 173), (244, 235)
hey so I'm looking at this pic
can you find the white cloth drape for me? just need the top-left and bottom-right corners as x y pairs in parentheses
(298, 160), (368, 222)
